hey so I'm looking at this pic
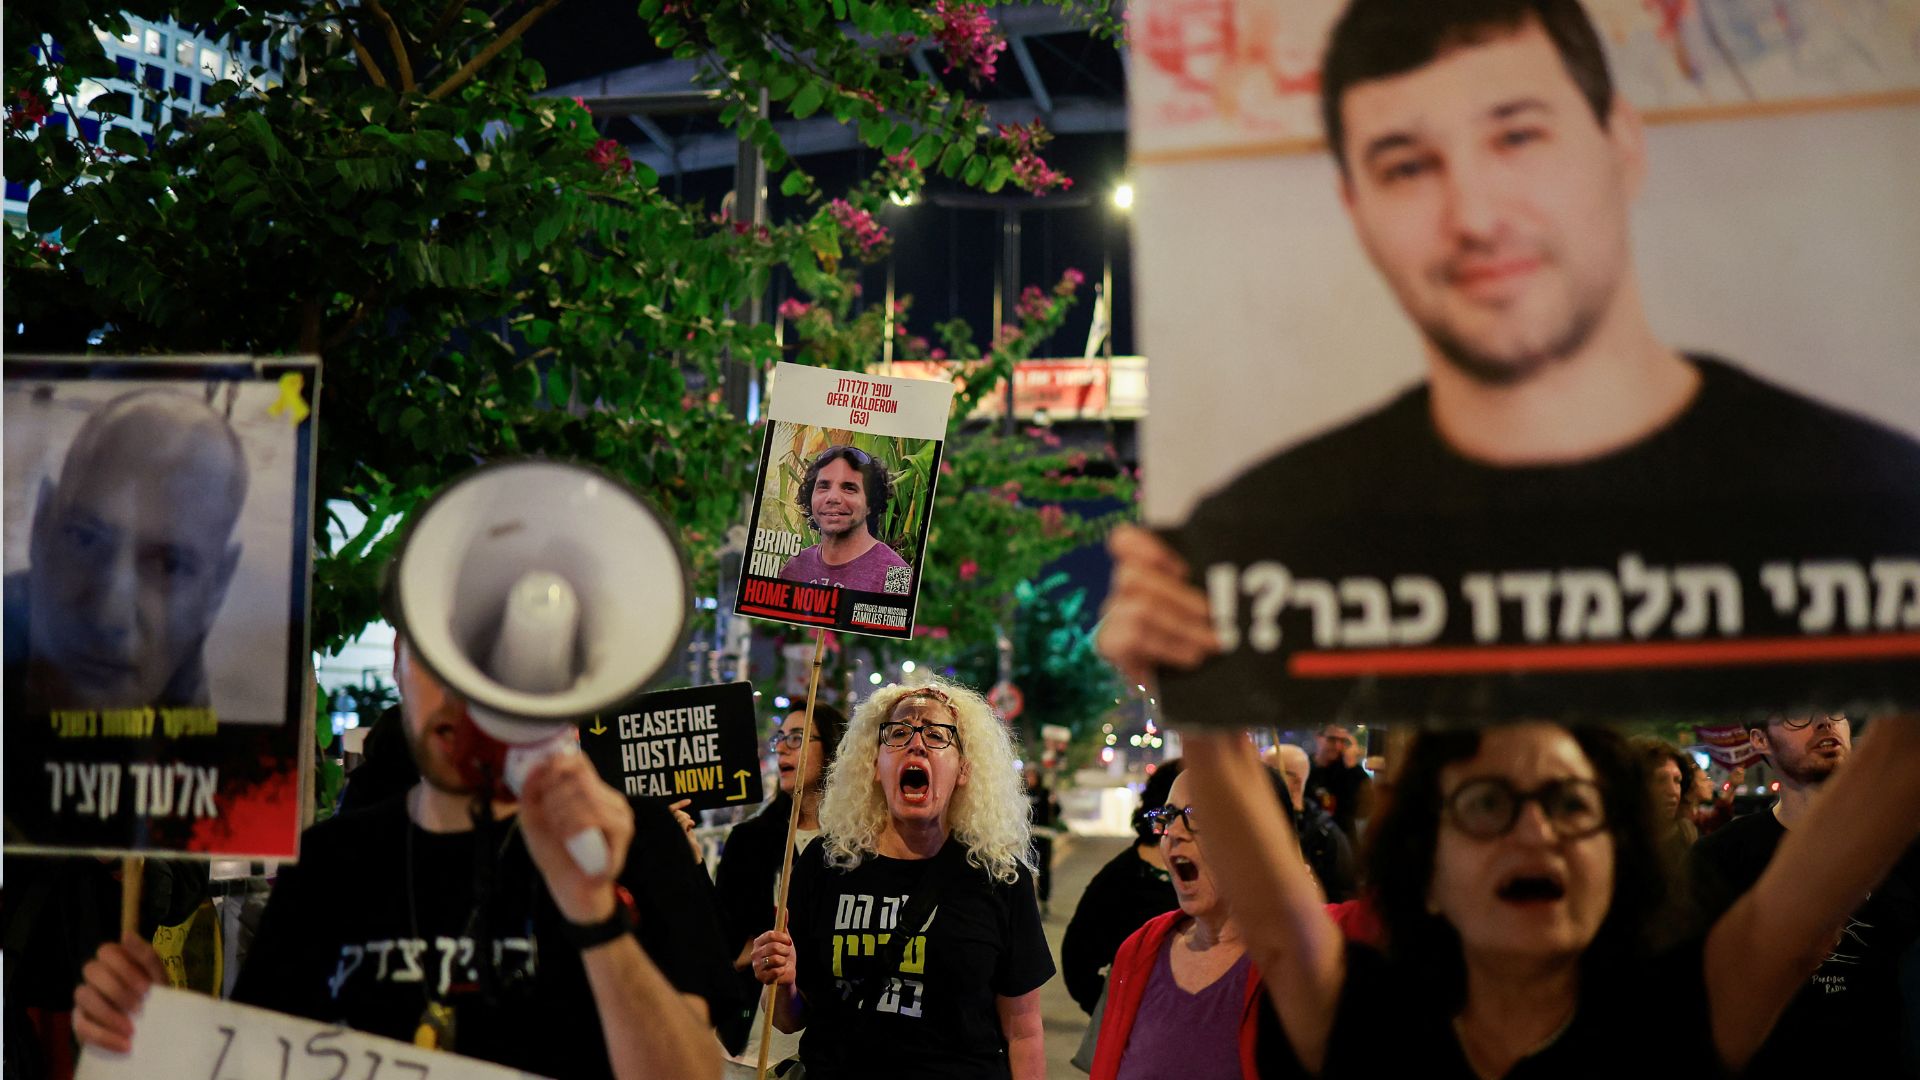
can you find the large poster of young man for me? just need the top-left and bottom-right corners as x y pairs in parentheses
(1129, 0), (1920, 724)
(4, 356), (318, 857)
(734, 363), (954, 638)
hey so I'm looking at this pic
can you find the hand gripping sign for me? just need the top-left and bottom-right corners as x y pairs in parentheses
(734, 362), (956, 639)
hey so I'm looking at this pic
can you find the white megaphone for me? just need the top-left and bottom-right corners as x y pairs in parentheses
(387, 459), (689, 877)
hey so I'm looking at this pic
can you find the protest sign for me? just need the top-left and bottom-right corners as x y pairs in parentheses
(580, 682), (763, 812)
(1131, 1), (1920, 724)
(77, 986), (544, 1080)
(734, 362), (955, 638)
(5, 356), (318, 856)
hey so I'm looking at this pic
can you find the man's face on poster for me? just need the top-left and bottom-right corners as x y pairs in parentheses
(1337, 20), (1642, 387)
(27, 397), (245, 709)
(808, 456), (872, 541)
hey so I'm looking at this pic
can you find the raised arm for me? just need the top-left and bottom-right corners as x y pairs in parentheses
(1703, 716), (1920, 1070)
(520, 754), (720, 1080)
(751, 928), (807, 1033)
(1182, 732), (1346, 1074)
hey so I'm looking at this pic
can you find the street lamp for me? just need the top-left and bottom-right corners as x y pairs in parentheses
(1112, 182), (1134, 211)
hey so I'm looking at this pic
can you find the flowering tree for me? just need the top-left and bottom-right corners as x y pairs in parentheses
(3, 0), (1119, 656)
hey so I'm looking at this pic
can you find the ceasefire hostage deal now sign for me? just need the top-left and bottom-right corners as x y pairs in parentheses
(580, 682), (763, 812)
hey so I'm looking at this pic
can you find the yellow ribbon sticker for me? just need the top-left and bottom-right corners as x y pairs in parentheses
(268, 372), (310, 425)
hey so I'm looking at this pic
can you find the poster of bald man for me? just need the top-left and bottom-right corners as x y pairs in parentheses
(4, 356), (319, 858)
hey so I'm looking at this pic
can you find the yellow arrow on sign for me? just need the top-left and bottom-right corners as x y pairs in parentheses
(587, 716), (608, 736)
(727, 769), (752, 801)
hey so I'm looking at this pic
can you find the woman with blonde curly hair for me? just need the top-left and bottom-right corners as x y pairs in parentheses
(750, 678), (1053, 1079)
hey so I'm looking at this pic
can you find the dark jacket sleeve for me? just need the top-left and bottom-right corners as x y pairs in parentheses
(1062, 853), (1127, 1014)
(230, 837), (334, 1022)
(713, 804), (781, 956)
(624, 797), (742, 1031)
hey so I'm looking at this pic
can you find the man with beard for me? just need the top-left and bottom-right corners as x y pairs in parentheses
(1689, 714), (1920, 1078)
(69, 637), (736, 1080)
(1109, 0), (1920, 720)
(778, 446), (909, 595)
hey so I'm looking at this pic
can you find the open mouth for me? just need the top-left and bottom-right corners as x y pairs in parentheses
(1169, 855), (1200, 883)
(1814, 737), (1842, 751)
(899, 764), (930, 805)
(1496, 874), (1567, 904)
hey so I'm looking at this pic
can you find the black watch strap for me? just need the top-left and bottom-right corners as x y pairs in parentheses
(560, 884), (638, 950)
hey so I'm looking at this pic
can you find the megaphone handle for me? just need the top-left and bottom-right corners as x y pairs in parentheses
(566, 827), (612, 878)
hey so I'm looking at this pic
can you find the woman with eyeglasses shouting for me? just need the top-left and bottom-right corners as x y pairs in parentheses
(1177, 720), (1920, 1079)
(749, 679), (1052, 1079)
(1088, 765), (1296, 1080)
(713, 700), (848, 1075)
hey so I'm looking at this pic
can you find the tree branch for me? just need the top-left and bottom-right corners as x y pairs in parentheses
(366, 0), (415, 91)
(425, 0), (564, 102)
(340, 23), (389, 89)
(427, 0), (469, 41)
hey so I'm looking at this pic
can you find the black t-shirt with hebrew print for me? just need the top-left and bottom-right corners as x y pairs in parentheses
(230, 792), (737, 1080)
(789, 837), (1056, 1080)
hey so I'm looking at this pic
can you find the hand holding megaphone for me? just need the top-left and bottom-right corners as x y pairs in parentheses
(386, 459), (690, 881)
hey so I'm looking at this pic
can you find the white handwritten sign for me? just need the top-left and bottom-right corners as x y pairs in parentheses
(77, 987), (549, 1080)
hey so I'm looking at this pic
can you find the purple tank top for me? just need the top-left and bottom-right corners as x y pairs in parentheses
(1113, 937), (1251, 1080)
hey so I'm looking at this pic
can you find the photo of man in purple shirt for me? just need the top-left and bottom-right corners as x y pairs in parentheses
(778, 445), (910, 594)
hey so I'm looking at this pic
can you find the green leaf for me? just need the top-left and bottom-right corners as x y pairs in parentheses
(767, 72), (798, 102)
(789, 82), (824, 120)
(963, 155), (988, 186)
(638, 0), (662, 16)
(89, 91), (133, 118)
(780, 170), (810, 197)
(884, 123), (914, 156)
(103, 126), (147, 159)
(938, 143), (968, 177)
(984, 156), (1012, 193)
(26, 189), (69, 234)
(201, 81), (239, 107)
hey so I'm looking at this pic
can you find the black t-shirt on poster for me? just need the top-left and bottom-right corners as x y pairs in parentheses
(788, 837), (1056, 1080)
(1167, 355), (1920, 721)
(1255, 940), (1725, 1080)
(1689, 808), (1920, 1079)
(230, 793), (739, 1080)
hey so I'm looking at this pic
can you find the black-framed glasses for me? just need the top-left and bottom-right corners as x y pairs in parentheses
(1143, 804), (1198, 837)
(879, 721), (959, 751)
(1443, 778), (1607, 841)
(768, 731), (824, 751)
(1779, 714), (1847, 731)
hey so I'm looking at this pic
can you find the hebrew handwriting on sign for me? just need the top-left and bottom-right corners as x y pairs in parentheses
(1206, 555), (1918, 655)
(76, 986), (547, 1080)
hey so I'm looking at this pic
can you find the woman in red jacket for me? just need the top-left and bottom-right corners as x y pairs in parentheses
(1089, 767), (1294, 1080)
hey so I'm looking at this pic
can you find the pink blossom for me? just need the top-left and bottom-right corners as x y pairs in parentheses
(1037, 504), (1067, 535)
(828, 199), (890, 255)
(930, 347), (947, 360)
(1067, 451), (1087, 470)
(1042, 431), (1062, 448)
(931, 2), (1007, 84)
(1055, 267), (1085, 296)
(1015, 285), (1052, 323)
(587, 138), (631, 176)
(1000, 480), (1022, 503)
(939, 460), (954, 476)
(996, 122), (1072, 195)
(778, 298), (812, 320)
(571, 95), (589, 113)
(7, 88), (48, 130)
(959, 560), (979, 581)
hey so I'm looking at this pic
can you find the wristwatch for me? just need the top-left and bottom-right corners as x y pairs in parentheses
(560, 884), (639, 950)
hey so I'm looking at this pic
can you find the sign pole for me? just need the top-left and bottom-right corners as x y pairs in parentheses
(120, 855), (144, 938)
(756, 627), (829, 1080)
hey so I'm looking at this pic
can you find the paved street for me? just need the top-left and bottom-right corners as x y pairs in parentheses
(1036, 833), (1135, 1076)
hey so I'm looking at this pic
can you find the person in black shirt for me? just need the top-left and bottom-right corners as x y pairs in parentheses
(712, 699), (847, 1068)
(1061, 759), (1184, 1013)
(1272, 744), (1358, 903)
(71, 637), (734, 1080)
(1690, 713), (1920, 1079)
(1305, 726), (1372, 847)
(750, 679), (1055, 1079)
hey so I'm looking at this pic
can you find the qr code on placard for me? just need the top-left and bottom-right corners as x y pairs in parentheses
(884, 565), (912, 595)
